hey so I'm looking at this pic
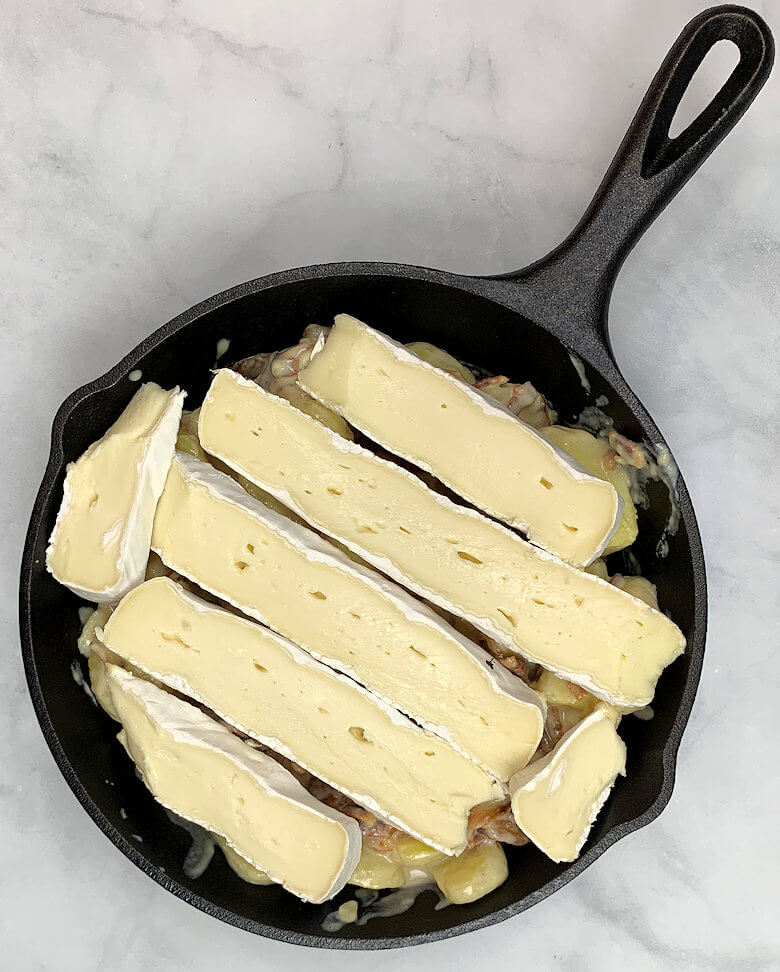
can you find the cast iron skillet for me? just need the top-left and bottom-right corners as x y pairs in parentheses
(19, 5), (773, 950)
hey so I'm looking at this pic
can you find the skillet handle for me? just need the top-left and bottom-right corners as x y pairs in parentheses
(501, 5), (774, 346)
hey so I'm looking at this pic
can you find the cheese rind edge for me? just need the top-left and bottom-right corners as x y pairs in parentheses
(509, 707), (627, 863)
(103, 577), (504, 854)
(46, 382), (185, 602)
(152, 451), (546, 778)
(105, 664), (361, 903)
(198, 370), (683, 708)
(298, 314), (621, 565)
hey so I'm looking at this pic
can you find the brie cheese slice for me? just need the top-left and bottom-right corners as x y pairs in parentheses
(105, 665), (361, 903)
(103, 577), (503, 854)
(297, 314), (621, 565)
(509, 707), (627, 863)
(198, 370), (684, 708)
(46, 382), (185, 602)
(151, 452), (544, 780)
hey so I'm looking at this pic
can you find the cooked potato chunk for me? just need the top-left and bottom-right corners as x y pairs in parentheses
(77, 605), (112, 658)
(349, 846), (405, 889)
(611, 574), (659, 609)
(395, 836), (447, 871)
(535, 669), (596, 713)
(283, 383), (355, 439)
(584, 557), (609, 581)
(405, 342), (476, 384)
(175, 430), (208, 462)
(433, 843), (508, 904)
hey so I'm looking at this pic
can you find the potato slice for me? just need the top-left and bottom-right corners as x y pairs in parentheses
(611, 574), (659, 609)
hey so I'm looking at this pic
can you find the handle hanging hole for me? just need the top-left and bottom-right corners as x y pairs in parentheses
(669, 39), (741, 139)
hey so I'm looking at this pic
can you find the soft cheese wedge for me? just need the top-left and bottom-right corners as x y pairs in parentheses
(509, 707), (627, 863)
(103, 578), (503, 854)
(47, 382), (185, 602)
(105, 665), (361, 902)
(152, 452), (544, 779)
(198, 370), (684, 708)
(298, 314), (620, 565)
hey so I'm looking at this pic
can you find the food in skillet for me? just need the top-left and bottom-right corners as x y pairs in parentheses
(53, 314), (684, 908)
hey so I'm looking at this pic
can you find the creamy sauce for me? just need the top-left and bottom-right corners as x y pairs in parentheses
(70, 660), (97, 706)
(568, 353), (591, 395)
(322, 884), (450, 933)
(577, 404), (613, 436)
(623, 443), (680, 559)
(215, 338), (231, 365)
(165, 810), (216, 879)
(576, 406), (681, 558)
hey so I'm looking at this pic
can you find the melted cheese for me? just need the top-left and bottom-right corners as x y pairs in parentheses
(509, 707), (626, 862)
(151, 452), (544, 778)
(105, 665), (361, 902)
(198, 370), (684, 708)
(46, 382), (184, 601)
(298, 314), (620, 565)
(103, 578), (502, 853)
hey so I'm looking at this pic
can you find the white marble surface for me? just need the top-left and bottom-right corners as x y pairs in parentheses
(1, 0), (778, 967)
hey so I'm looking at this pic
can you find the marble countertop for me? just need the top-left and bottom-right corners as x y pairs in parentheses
(1, 0), (778, 968)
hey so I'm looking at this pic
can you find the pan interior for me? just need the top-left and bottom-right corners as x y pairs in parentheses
(23, 272), (698, 946)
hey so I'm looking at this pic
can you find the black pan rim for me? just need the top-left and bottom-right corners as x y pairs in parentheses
(19, 261), (707, 949)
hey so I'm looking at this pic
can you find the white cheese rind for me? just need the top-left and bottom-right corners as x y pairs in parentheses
(103, 577), (503, 854)
(152, 451), (545, 778)
(198, 370), (683, 709)
(105, 665), (361, 903)
(46, 382), (185, 602)
(298, 314), (621, 565)
(509, 707), (627, 863)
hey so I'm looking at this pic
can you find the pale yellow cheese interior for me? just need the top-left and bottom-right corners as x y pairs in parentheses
(47, 382), (182, 598)
(106, 666), (355, 902)
(152, 454), (544, 778)
(509, 708), (627, 863)
(298, 314), (620, 565)
(198, 372), (683, 708)
(103, 578), (502, 853)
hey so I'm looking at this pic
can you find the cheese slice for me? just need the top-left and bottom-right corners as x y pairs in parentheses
(509, 707), (627, 863)
(152, 452), (544, 779)
(298, 314), (622, 566)
(105, 665), (361, 902)
(103, 577), (503, 854)
(198, 370), (684, 708)
(47, 382), (185, 602)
